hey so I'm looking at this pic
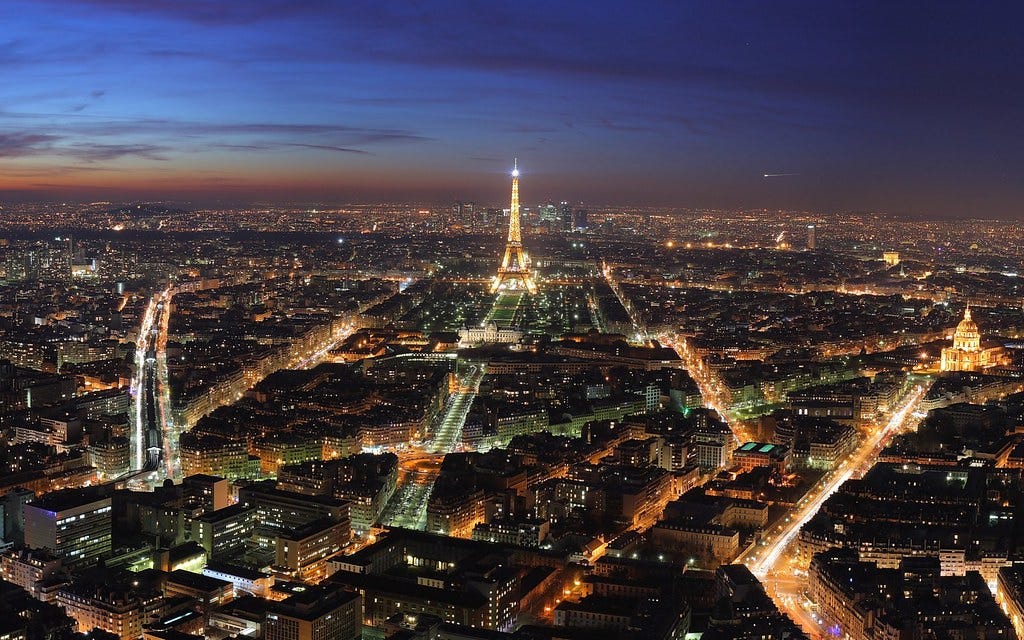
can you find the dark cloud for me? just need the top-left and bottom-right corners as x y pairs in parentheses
(0, 133), (61, 157)
(60, 119), (429, 145)
(208, 142), (370, 155)
(55, 0), (325, 25)
(0, 117), (426, 165)
(599, 119), (658, 134)
(287, 143), (369, 155)
(0, 131), (167, 161)
(66, 143), (169, 162)
(7, 1), (1024, 215)
(201, 123), (425, 144)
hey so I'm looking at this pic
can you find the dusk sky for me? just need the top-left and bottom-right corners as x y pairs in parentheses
(3, 1), (1024, 217)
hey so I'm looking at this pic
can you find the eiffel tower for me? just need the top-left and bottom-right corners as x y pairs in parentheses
(491, 159), (537, 294)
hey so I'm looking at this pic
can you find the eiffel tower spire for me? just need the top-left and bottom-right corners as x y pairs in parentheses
(491, 160), (537, 293)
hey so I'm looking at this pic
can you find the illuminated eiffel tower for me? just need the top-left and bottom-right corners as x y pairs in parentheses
(491, 159), (537, 294)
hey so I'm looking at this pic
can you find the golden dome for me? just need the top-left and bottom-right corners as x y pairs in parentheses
(952, 305), (980, 351)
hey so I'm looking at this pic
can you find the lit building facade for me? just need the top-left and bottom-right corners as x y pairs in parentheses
(458, 322), (524, 345)
(56, 584), (161, 640)
(940, 306), (1006, 372)
(191, 504), (258, 560)
(732, 442), (790, 473)
(693, 423), (735, 470)
(264, 586), (361, 640)
(0, 549), (64, 601)
(274, 519), (350, 583)
(180, 432), (259, 479)
(23, 490), (112, 569)
(87, 437), (130, 480)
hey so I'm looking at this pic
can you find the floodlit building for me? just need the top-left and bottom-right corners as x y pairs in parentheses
(732, 442), (790, 473)
(940, 306), (1006, 372)
(56, 581), (162, 640)
(0, 548), (65, 601)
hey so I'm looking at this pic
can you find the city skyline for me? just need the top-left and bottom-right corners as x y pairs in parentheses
(3, 2), (1024, 218)
(2, 208), (1022, 640)
(5, 4), (1024, 640)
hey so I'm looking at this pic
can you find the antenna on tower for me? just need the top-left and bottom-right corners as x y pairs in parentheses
(512, 158), (519, 177)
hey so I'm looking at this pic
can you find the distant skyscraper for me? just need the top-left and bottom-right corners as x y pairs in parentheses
(484, 207), (501, 227)
(806, 224), (816, 251)
(539, 201), (560, 225)
(442, 201), (478, 231)
(559, 201), (572, 232)
(455, 201), (475, 229)
(491, 160), (537, 294)
(4, 249), (35, 282)
(572, 203), (588, 231)
(1, 240), (71, 282)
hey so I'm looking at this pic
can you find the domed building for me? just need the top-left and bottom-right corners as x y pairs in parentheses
(940, 306), (1006, 372)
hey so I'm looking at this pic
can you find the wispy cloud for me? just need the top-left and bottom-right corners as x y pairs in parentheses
(207, 142), (370, 155)
(17, 118), (431, 145)
(288, 143), (369, 154)
(0, 132), (170, 162)
(0, 117), (428, 166)
(0, 132), (60, 157)
(66, 143), (169, 161)
(50, 0), (326, 25)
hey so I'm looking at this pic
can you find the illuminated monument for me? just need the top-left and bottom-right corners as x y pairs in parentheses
(940, 305), (1006, 371)
(491, 160), (537, 294)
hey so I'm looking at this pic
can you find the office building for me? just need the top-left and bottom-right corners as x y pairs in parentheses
(191, 504), (257, 560)
(264, 585), (360, 640)
(23, 488), (112, 569)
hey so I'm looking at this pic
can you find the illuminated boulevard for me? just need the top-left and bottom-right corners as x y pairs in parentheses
(662, 333), (753, 442)
(130, 286), (357, 487)
(129, 287), (175, 484)
(739, 382), (931, 637)
(639, 293), (934, 638)
(380, 364), (485, 530)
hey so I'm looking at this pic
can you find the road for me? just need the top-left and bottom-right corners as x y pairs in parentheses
(130, 287), (176, 483)
(379, 440), (439, 531)
(661, 333), (753, 443)
(198, 321), (356, 419)
(591, 267), (940, 635)
(379, 476), (435, 530)
(602, 263), (646, 338)
(129, 295), (154, 472)
(130, 287), (356, 485)
(380, 364), (485, 529)
(607, 274), (746, 443)
(293, 321), (356, 370)
(428, 365), (484, 454)
(744, 382), (931, 637)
